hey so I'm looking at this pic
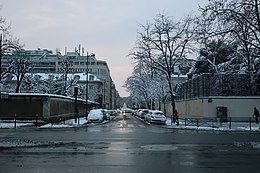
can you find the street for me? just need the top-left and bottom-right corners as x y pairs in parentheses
(1, 113), (260, 173)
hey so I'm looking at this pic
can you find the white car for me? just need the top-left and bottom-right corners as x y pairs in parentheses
(87, 109), (105, 123)
(145, 110), (166, 124)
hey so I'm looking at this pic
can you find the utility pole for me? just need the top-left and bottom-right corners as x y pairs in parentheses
(74, 87), (78, 123)
(0, 34), (3, 96)
(0, 34), (2, 82)
(86, 52), (89, 119)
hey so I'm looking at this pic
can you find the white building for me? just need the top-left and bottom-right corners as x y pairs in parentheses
(1, 48), (118, 109)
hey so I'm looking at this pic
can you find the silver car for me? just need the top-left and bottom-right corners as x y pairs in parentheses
(145, 110), (166, 125)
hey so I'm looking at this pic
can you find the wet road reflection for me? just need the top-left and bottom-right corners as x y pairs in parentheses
(1, 113), (260, 173)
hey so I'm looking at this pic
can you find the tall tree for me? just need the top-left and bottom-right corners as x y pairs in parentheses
(130, 13), (195, 118)
(6, 50), (31, 93)
(0, 12), (23, 82)
(198, 0), (260, 73)
(59, 56), (73, 95)
(125, 61), (153, 108)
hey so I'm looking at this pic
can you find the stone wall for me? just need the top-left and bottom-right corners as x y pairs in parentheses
(0, 93), (94, 121)
(175, 96), (260, 119)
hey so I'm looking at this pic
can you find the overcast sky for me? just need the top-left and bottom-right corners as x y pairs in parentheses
(1, 0), (208, 97)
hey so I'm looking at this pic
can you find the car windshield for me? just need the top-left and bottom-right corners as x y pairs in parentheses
(154, 112), (164, 116)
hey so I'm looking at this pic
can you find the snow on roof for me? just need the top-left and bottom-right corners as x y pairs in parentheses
(171, 74), (188, 78)
(68, 73), (101, 82)
(7, 93), (99, 104)
(7, 72), (101, 82)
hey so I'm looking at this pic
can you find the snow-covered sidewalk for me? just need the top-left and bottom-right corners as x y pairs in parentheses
(1, 116), (260, 132)
(0, 118), (88, 129)
(0, 116), (115, 129)
(165, 118), (260, 132)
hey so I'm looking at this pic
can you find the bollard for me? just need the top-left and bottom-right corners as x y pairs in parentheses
(185, 118), (187, 126)
(35, 114), (38, 128)
(14, 114), (17, 129)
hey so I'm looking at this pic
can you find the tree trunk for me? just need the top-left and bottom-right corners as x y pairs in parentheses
(166, 72), (175, 124)
(15, 79), (21, 93)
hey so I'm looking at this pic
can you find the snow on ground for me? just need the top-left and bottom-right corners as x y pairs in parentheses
(0, 117), (113, 129)
(39, 117), (88, 129)
(1, 116), (260, 132)
(0, 122), (34, 129)
(165, 118), (260, 132)
(1, 116), (260, 149)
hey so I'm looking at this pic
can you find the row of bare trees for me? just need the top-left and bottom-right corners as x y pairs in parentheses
(125, 0), (260, 115)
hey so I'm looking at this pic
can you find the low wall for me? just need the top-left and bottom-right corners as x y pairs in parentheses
(0, 93), (93, 120)
(176, 96), (260, 119)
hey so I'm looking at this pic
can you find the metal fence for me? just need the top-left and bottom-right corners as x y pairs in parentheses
(177, 73), (260, 100)
(180, 117), (258, 132)
(0, 113), (86, 129)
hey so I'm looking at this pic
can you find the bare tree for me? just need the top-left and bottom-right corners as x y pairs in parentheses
(130, 13), (195, 118)
(125, 61), (153, 108)
(59, 56), (73, 95)
(198, 0), (260, 72)
(5, 50), (31, 93)
(1, 12), (23, 82)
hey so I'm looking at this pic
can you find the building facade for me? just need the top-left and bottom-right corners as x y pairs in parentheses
(1, 48), (118, 109)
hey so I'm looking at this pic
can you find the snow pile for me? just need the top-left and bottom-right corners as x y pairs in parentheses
(39, 118), (88, 129)
(0, 122), (34, 129)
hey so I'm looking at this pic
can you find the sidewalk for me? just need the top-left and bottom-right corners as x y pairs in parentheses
(1, 117), (260, 132)
(0, 118), (87, 129)
(166, 118), (260, 132)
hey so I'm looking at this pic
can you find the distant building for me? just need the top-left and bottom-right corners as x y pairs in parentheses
(1, 48), (118, 109)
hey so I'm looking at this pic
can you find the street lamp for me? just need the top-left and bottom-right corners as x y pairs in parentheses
(0, 34), (2, 82)
(85, 52), (89, 119)
(0, 34), (3, 95)
(103, 80), (106, 109)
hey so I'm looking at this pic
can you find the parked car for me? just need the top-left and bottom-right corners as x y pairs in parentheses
(132, 110), (138, 116)
(103, 109), (110, 120)
(137, 109), (149, 119)
(145, 110), (166, 125)
(87, 109), (105, 123)
(107, 110), (117, 116)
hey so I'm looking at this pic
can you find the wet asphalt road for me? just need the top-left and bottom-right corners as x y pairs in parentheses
(1, 113), (260, 173)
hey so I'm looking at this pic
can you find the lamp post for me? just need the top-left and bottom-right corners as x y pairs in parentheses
(0, 34), (2, 82)
(0, 34), (2, 95)
(85, 52), (89, 119)
(103, 80), (106, 109)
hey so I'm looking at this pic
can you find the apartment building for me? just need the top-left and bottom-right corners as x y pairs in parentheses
(2, 48), (117, 109)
